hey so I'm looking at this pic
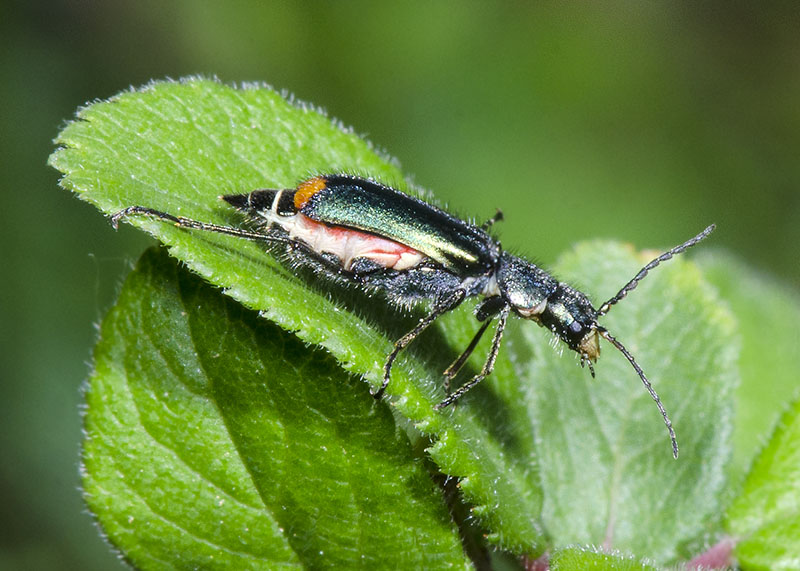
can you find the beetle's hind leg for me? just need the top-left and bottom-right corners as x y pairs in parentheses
(111, 206), (290, 244)
(111, 206), (180, 229)
(374, 289), (466, 400)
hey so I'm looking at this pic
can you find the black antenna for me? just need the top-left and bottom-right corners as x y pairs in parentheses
(599, 328), (679, 458)
(593, 224), (715, 459)
(598, 224), (715, 317)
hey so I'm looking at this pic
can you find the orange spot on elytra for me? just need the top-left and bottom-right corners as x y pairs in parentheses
(294, 176), (328, 209)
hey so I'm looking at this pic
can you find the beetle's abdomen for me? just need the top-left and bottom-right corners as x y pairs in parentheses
(279, 211), (428, 271)
(223, 182), (426, 272)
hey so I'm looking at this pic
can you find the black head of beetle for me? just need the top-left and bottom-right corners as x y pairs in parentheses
(487, 225), (714, 459)
(496, 252), (601, 362)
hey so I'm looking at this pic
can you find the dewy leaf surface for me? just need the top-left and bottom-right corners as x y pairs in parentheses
(82, 247), (470, 569)
(51, 79), (543, 553)
(517, 241), (738, 565)
(726, 395), (800, 570)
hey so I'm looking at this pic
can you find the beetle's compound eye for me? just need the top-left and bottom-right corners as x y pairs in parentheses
(569, 320), (583, 335)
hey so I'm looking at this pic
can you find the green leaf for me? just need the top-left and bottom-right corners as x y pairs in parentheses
(52, 79), (737, 563)
(725, 395), (800, 570)
(516, 241), (738, 564)
(549, 546), (660, 571)
(83, 247), (470, 569)
(51, 79), (543, 554)
(696, 250), (800, 478)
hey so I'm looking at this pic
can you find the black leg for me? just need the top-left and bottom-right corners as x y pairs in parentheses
(111, 206), (293, 244)
(435, 305), (510, 409)
(374, 289), (466, 400)
(442, 319), (493, 394)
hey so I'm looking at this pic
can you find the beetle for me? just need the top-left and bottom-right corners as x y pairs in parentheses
(112, 174), (715, 458)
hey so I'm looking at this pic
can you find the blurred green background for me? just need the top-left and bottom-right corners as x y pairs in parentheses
(2, 2), (798, 568)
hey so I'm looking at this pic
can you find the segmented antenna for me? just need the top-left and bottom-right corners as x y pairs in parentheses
(598, 224), (715, 317)
(593, 224), (715, 458)
(599, 328), (679, 459)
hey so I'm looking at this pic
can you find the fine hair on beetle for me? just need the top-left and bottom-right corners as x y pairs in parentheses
(112, 174), (715, 458)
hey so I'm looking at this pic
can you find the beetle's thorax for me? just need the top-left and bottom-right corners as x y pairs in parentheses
(495, 253), (557, 315)
(496, 252), (600, 359)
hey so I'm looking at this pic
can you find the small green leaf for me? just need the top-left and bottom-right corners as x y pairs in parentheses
(549, 546), (660, 571)
(697, 250), (800, 478)
(83, 247), (470, 569)
(51, 79), (544, 554)
(725, 395), (800, 570)
(517, 241), (738, 564)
